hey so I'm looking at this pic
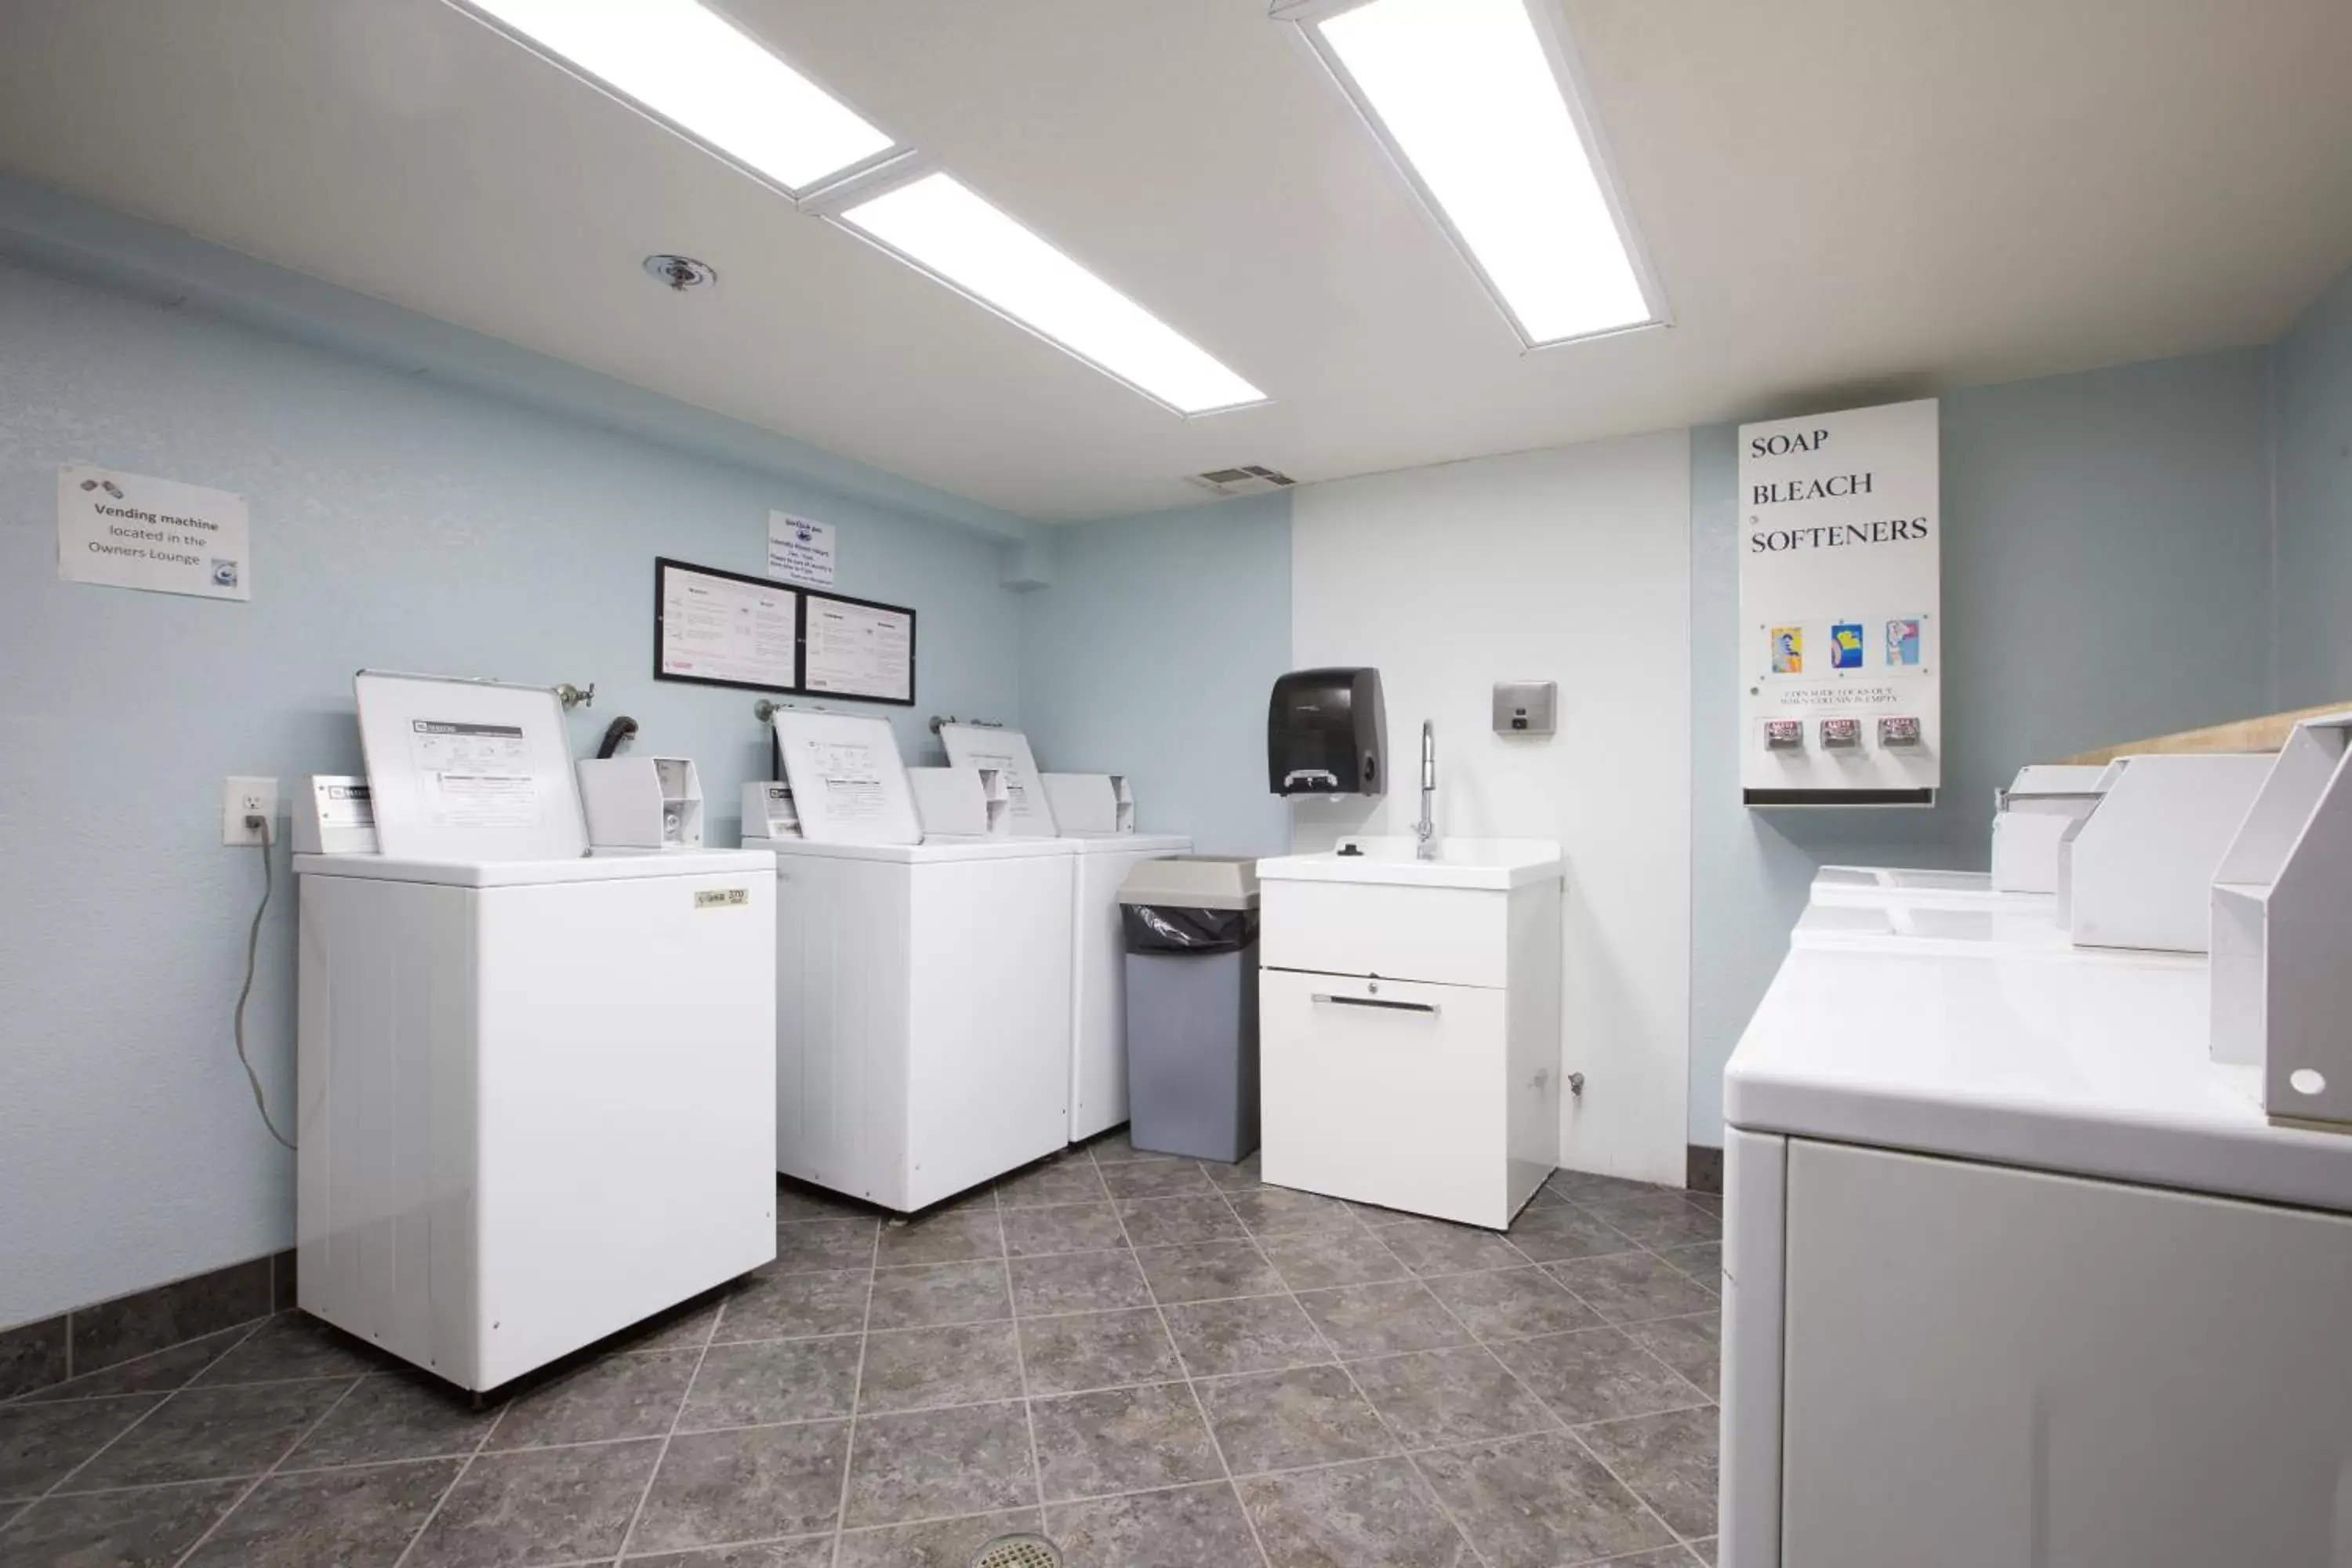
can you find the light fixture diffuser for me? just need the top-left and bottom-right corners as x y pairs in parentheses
(459, 0), (896, 194)
(839, 173), (1266, 415)
(1307, 0), (1661, 347)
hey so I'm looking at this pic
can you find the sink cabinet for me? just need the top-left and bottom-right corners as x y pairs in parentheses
(1257, 839), (1563, 1229)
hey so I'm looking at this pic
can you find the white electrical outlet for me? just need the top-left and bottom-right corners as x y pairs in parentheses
(223, 776), (278, 846)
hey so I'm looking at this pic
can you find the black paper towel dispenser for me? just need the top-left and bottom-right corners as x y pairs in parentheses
(1268, 668), (1387, 797)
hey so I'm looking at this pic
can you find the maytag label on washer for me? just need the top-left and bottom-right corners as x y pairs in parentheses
(695, 888), (750, 909)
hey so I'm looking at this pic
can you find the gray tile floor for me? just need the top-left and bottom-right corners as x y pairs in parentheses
(0, 1136), (1721, 1567)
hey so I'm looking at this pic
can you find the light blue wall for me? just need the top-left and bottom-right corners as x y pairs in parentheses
(1689, 348), (2278, 1144)
(1019, 496), (1293, 857)
(2272, 263), (2352, 711)
(0, 258), (1024, 1326)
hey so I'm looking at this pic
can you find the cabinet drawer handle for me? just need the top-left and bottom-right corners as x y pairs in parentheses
(1313, 993), (1439, 1016)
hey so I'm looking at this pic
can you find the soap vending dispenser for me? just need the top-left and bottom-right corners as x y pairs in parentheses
(1267, 668), (1388, 797)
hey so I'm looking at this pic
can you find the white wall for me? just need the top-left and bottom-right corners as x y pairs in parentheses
(1289, 433), (1694, 1184)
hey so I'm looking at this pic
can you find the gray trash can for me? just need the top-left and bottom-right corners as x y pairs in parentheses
(1118, 858), (1261, 1163)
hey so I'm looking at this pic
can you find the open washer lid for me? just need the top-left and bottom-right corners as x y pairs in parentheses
(354, 670), (588, 862)
(771, 710), (922, 845)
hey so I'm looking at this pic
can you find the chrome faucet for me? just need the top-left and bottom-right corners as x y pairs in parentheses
(1414, 720), (1437, 861)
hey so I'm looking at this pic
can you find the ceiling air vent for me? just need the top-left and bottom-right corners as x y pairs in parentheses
(1184, 465), (1298, 499)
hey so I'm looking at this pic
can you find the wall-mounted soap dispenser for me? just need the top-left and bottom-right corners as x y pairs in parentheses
(1267, 668), (1388, 797)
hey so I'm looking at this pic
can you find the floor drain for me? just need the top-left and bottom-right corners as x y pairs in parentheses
(971, 1533), (1063, 1568)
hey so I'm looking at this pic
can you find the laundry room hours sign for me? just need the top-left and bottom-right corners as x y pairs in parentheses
(1737, 397), (1940, 803)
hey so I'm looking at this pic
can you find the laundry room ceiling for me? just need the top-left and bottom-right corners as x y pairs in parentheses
(2, 0), (2349, 522)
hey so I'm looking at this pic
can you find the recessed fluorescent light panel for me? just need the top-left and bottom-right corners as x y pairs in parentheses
(459, 0), (896, 194)
(1302, 0), (1664, 347)
(839, 173), (1266, 415)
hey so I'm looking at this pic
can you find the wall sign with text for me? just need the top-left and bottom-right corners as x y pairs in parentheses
(652, 557), (916, 706)
(57, 463), (250, 601)
(1738, 398), (1940, 806)
(767, 511), (835, 588)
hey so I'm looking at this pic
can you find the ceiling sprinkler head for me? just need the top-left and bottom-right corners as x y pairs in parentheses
(643, 254), (717, 292)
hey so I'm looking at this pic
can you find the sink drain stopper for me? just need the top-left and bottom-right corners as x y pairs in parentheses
(972, 1533), (1062, 1568)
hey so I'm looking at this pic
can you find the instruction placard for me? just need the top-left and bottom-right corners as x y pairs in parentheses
(656, 557), (800, 692)
(58, 463), (250, 601)
(768, 512), (837, 588)
(802, 592), (916, 706)
(408, 720), (543, 829)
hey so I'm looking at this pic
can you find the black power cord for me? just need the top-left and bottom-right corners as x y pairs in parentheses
(234, 816), (296, 1151)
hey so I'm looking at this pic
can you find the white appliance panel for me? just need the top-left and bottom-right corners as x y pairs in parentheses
(1261, 879), (1508, 987)
(908, 855), (1074, 1203)
(770, 841), (1072, 1210)
(297, 860), (775, 1389)
(1780, 1140), (2352, 1568)
(1717, 1127), (1785, 1568)
(1261, 968), (1509, 1226)
(474, 874), (775, 1387)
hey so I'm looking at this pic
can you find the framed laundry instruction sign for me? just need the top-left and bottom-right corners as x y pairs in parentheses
(655, 557), (800, 693)
(799, 590), (916, 706)
(1738, 398), (1940, 807)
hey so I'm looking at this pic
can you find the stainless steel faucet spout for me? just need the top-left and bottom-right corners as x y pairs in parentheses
(1414, 720), (1437, 860)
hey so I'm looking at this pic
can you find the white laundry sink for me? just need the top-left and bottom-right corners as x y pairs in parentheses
(1255, 835), (1565, 1229)
(1254, 835), (1565, 891)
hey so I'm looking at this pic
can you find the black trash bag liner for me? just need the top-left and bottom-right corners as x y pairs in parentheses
(1121, 902), (1260, 955)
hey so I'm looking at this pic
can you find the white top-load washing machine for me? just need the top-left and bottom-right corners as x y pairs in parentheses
(755, 713), (1073, 1211)
(934, 728), (1196, 1143)
(296, 673), (776, 1392)
(1719, 750), (2352, 1568)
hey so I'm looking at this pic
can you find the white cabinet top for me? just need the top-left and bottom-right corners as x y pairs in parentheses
(1258, 836), (1564, 891)
(1726, 939), (2352, 1214)
(292, 849), (775, 887)
(1066, 833), (1193, 856)
(748, 834), (1073, 866)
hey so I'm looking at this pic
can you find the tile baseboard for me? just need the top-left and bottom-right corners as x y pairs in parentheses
(1686, 1144), (1725, 1195)
(0, 1247), (293, 1401)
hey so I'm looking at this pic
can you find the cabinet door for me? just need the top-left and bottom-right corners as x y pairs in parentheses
(1261, 968), (1508, 1225)
(1781, 1140), (2352, 1568)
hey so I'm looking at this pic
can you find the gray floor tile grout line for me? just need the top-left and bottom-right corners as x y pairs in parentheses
(607, 1243), (728, 1566)
(1243, 1167), (1721, 1560)
(629, 1425), (1711, 1559)
(20, 1364), (398, 1404)
(167, 1370), (368, 1567)
(1214, 1178), (1503, 1568)
(1406, 1258), (1693, 1560)
(16, 1368), (1704, 1498)
(1524, 1188), (1723, 1553)
(1559, 1419), (1708, 1558)
(999, 1171), (1055, 1544)
(387, 1356), (532, 1568)
(1495, 1189), (1722, 1552)
(0, 1312), (278, 1410)
(6, 1315), (272, 1523)
(824, 1218), (882, 1568)
(1091, 1138), (1280, 1568)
